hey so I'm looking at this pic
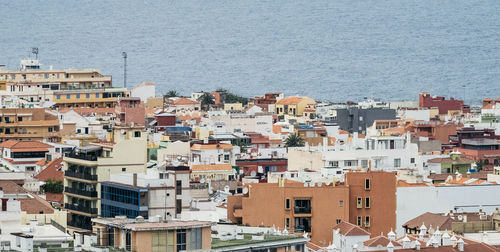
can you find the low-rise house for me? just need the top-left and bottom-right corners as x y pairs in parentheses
(427, 151), (475, 174)
(0, 140), (54, 173)
(92, 216), (212, 252)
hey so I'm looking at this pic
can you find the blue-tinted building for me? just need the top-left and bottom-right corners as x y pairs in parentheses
(100, 182), (149, 219)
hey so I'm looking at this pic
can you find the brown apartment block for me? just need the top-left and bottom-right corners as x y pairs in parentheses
(227, 171), (396, 247)
(0, 108), (61, 142)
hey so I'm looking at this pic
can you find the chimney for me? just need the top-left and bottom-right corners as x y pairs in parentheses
(457, 238), (464, 251)
(133, 173), (137, 187)
(415, 242), (421, 250)
(387, 241), (394, 252)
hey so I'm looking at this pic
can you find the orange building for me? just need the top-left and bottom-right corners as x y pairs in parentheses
(227, 171), (396, 246)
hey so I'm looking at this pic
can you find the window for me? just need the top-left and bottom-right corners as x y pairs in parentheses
(410, 158), (415, 164)
(66, 94), (70, 99)
(176, 180), (182, 195)
(339, 200), (343, 207)
(394, 158), (401, 168)
(357, 216), (362, 226)
(177, 229), (186, 251)
(285, 199), (291, 210)
(96, 93), (99, 98)
(57, 95), (61, 100)
(42, 84), (50, 89)
(76, 94), (80, 99)
(365, 216), (371, 227)
(189, 228), (202, 250)
(365, 197), (370, 208)
(361, 160), (368, 168)
(175, 199), (182, 214)
(86, 93), (90, 98)
(224, 154), (230, 161)
(48, 127), (53, 132)
(336, 219), (341, 224)
(122, 168), (126, 172)
(134, 131), (141, 138)
(17, 117), (22, 122)
(365, 179), (371, 190)
(285, 218), (290, 229)
(294, 199), (311, 214)
(125, 231), (131, 251)
(329, 161), (339, 167)
(357, 197), (362, 208)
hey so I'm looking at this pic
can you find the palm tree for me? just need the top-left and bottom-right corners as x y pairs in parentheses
(165, 90), (179, 98)
(198, 92), (214, 111)
(285, 133), (305, 147)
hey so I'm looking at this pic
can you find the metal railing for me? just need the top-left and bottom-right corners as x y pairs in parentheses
(294, 206), (311, 214)
(65, 187), (97, 197)
(65, 171), (98, 181)
(65, 152), (98, 161)
(65, 203), (98, 215)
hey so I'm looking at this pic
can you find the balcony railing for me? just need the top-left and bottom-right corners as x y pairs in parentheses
(65, 171), (98, 181)
(65, 203), (98, 215)
(65, 152), (98, 161)
(67, 220), (92, 231)
(65, 187), (97, 198)
(294, 206), (311, 214)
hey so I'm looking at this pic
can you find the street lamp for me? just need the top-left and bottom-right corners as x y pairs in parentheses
(122, 52), (127, 89)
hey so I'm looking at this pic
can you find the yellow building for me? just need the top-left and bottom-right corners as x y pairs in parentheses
(0, 60), (113, 104)
(224, 103), (243, 111)
(53, 87), (128, 108)
(63, 126), (147, 233)
(275, 96), (316, 117)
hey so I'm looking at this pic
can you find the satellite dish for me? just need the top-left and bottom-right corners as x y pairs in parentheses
(242, 187), (248, 194)
(457, 215), (463, 221)
(250, 171), (257, 177)
(200, 178), (206, 183)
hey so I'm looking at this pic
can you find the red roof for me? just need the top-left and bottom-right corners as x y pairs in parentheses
(364, 235), (402, 247)
(0, 181), (54, 214)
(59, 107), (115, 116)
(169, 97), (199, 105)
(0, 140), (52, 151)
(45, 193), (64, 203)
(333, 221), (371, 236)
(34, 158), (64, 181)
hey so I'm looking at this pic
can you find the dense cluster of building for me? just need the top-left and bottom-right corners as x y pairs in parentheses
(1, 58), (500, 251)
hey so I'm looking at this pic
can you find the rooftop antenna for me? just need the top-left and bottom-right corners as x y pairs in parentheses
(122, 52), (127, 90)
(32, 47), (38, 59)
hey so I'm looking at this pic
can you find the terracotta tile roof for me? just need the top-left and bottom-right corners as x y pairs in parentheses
(402, 212), (452, 231)
(3, 158), (39, 165)
(333, 221), (370, 236)
(429, 172), (489, 181)
(0, 180), (27, 194)
(19, 194), (54, 214)
(191, 143), (233, 150)
(34, 158), (64, 181)
(0, 140), (52, 150)
(364, 235), (402, 247)
(191, 163), (233, 172)
(276, 97), (303, 105)
(45, 193), (63, 203)
(0, 181), (54, 214)
(169, 97), (199, 105)
(35, 158), (47, 166)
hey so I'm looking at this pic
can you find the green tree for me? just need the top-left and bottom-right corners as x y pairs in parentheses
(165, 90), (179, 98)
(198, 92), (215, 111)
(215, 88), (248, 105)
(43, 179), (63, 193)
(285, 133), (305, 147)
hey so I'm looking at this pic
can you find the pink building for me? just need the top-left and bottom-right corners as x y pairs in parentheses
(115, 97), (145, 126)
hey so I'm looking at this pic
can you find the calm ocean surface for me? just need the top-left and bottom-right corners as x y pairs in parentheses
(1, 0), (500, 103)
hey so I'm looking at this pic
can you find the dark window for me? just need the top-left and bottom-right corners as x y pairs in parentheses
(134, 131), (141, 138)
(365, 178), (371, 190)
(365, 197), (371, 208)
(177, 229), (186, 251)
(176, 180), (182, 195)
(294, 199), (311, 214)
(176, 199), (182, 214)
(410, 158), (415, 164)
(17, 117), (22, 122)
(125, 231), (131, 251)
(336, 219), (341, 224)
(285, 199), (291, 210)
(122, 168), (126, 172)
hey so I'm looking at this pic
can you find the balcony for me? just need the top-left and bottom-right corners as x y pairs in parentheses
(294, 206), (311, 214)
(65, 186), (97, 198)
(65, 203), (98, 215)
(65, 171), (97, 181)
(65, 152), (98, 161)
(67, 220), (92, 231)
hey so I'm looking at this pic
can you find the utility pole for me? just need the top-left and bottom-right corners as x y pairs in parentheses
(122, 52), (127, 89)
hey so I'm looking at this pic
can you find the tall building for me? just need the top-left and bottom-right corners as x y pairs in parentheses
(0, 59), (113, 104)
(227, 171), (396, 246)
(100, 166), (191, 220)
(0, 108), (61, 142)
(63, 126), (147, 232)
